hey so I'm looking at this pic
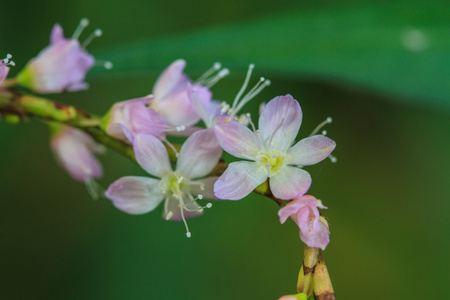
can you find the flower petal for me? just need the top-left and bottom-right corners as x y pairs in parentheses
(133, 134), (171, 178)
(288, 135), (336, 166)
(278, 200), (307, 224)
(214, 161), (267, 200)
(50, 24), (64, 44)
(153, 59), (188, 99)
(214, 120), (260, 160)
(176, 129), (223, 179)
(163, 196), (203, 221)
(190, 176), (219, 200)
(269, 166), (311, 200)
(258, 95), (302, 152)
(105, 176), (164, 215)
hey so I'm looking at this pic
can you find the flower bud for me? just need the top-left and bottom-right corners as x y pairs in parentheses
(100, 97), (166, 144)
(17, 22), (96, 93)
(50, 124), (104, 182)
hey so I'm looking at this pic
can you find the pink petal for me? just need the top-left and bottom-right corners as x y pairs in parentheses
(153, 59), (188, 99)
(269, 166), (311, 200)
(105, 176), (164, 215)
(214, 161), (267, 200)
(176, 129), (223, 179)
(214, 120), (260, 160)
(190, 176), (219, 200)
(163, 196), (203, 221)
(288, 135), (336, 166)
(258, 95), (302, 152)
(133, 134), (171, 178)
(278, 200), (306, 224)
(50, 24), (65, 44)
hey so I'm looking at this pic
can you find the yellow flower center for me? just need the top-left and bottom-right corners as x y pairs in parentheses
(257, 151), (285, 175)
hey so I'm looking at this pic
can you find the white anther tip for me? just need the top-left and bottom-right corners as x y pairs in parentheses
(198, 194), (203, 200)
(80, 18), (89, 27)
(186, 232), (191, 238)
(94, 29), (103, 36)
(219, 68), (230, 76)
(213, 62), (221, 69)
(322, 130), (327, 135)
(326, 117), (333, 123)
(10, 61), (15, 66)
(6, 54), (12, 59)
(104, 61), (113, 69)
(259, 77), (265, 82)
(249, 63), (255, 69)
(206, 203), (212, 208)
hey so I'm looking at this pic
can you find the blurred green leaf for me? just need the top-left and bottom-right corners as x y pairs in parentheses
(92, 0), (450, 112)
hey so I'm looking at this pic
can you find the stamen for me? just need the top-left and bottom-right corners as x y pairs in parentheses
(202, 68), (230, 88)
(309, 117), (333, 136)
(220, 102), (230, 114)
(2, 54), (15, 67)
(177, 176), (184, 184)
(231, 64), (254, 111)
(178, 195), (191, 238)
(246, 113), (257, 132)
(163, 139), (179, 157)
(328, 154), (337, 163)
(94, 60), (114, 69)
(165, 211), (173, 220)
(196, 62), (222, 83)
(72, 18), (90, 40)
(82, 29), (103, 48)
(230, 77), (271, 119)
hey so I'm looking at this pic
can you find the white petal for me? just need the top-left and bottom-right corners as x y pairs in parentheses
(269, 166), (311, 200)
(105, 176), (164, 215)
(288, 135), (336, 166)
(214, 161), (267, 200)
(133, 134), (171, 178)
(176, 129), (223, 179)
(214, 120), (260, 160)
(258, 95), (302, 152)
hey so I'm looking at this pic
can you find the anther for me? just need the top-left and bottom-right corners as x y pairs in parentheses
(82, 28), (104, 48)
(6, 54), (12, 59)
(206, 203), (212, 208)
(322, 130), (327, 135)
(186, 232), (192, 238)
(176, 125), (185, 132)
(165, 211), (173, 220)
(177, 176), (184, 184)
(197, 194), (203, 200)
(328, 154), (337, 163)
(104, 61), (113, 69)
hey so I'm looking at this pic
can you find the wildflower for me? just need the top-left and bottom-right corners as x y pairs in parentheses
(214, 95), (336, 200)
(17, 18), (110, 93)
(278, 195), (330, 250)
(105, 129), (222, 237)
(100, 96), (167, 144)
(50, 124), (104, 197)
(0, 54), (15, 87)
(149, 59), (226, 128)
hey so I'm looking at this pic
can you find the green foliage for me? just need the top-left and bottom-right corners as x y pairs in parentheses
(93, 0), (450, 112)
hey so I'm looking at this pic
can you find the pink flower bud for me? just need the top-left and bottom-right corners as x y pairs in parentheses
(101, 97), (166, 144)
(51, 125), (104, 182)
(17, 20), (102, 93)
(278, 195), (330, 250)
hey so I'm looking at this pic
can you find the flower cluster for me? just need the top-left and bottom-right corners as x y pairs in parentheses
(2, 19), (337, 246)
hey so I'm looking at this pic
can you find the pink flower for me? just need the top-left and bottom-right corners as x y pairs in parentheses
(105, 129), (222, 237)
(17, 19), (106, 93)
(278, 195), (330, 250)
(51, 125), (104, 183)
(214, 95), (336, 200)
(0, 54), (15, 87)
(101, 96), (167, 144)
(149, 59), (212, 127)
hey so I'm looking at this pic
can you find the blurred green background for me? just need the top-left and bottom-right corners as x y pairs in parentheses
(1, 0), (449, 299)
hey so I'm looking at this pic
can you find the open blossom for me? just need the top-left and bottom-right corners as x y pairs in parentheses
(149, 59), (212, 128)
(0, 54), (15, 87)
(105, 129), (222, 237)
(17, 19), (106, 93)
(100, 96), (167, 144)
(214, 95), (336, 200)
(51, 125), (104, 183)
(278, 195), (330, 250)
